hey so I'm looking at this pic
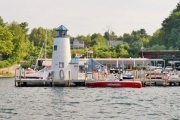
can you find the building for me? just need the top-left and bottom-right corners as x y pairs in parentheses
(36, 57), (164, 72)
(140, 50), (180, 64)
(70, 39), (84, 49)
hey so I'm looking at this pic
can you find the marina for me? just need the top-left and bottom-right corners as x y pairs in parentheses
(12, 25), (180, 88)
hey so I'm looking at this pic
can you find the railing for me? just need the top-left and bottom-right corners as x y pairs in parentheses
(91, 70), (180, 81)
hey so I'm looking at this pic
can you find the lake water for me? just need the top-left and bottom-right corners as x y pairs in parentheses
(0, 78), (180, 120)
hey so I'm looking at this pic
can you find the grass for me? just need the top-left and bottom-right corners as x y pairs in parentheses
(0, 70), (14, 77)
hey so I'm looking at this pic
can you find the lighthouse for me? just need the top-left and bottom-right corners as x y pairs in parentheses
(51, 25), (71, 81)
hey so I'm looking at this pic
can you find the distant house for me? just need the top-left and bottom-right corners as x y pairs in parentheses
(107, 40), (123, 47)
(70, 39), (84, 49)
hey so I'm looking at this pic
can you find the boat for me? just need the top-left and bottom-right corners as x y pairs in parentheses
(25, 68), (36, 74)
(86, 81), (142, 88)
(21, 65), (51, 79)
(86, 74), (142, 88)
(145, 67), (163, 79)
(146, 73), (163, 79)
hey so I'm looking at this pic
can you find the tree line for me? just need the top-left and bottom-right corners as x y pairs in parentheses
(0, 2), (180, 68)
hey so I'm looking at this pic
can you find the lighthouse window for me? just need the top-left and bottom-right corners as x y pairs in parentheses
(54, 45), (57, 51)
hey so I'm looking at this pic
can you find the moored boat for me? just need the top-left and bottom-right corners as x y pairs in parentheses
(146, 73), (163, 79)
(21, 65), (51, 79)
(25, 68), (36, 74)
(86, 81), (142, 88)
(86, 74), (142, 88)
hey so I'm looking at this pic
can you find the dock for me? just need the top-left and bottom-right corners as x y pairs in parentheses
(14, 69), (180, 87)
(14, 78), (180, 87)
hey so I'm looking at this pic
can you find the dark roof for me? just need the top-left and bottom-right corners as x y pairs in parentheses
(69, 58), (79, 64)
(56, 25), (68, 31)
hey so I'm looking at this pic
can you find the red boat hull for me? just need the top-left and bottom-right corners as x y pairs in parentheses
(86, 81), (142, 88)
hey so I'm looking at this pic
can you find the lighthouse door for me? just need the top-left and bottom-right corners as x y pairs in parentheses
(59, 69), (64, 80)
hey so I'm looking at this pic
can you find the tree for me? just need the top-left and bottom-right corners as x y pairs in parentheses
(91, 33), (107, 47)
(0, 26), (14, 55)
(150, 44), (166, 50)
(122, 33), (132, 45)
(77, 35), (91, 47)
(29, 28), (55, 58)
(0, 16), (7, 27)
(168, 28), (178, 48)
(103, 31), (118, 40)
(119, 48), (129, 57)
(29, 27), (46, 46)
(149, 29), (165, 46)
(7, 21), (30, 63)
(103, 25), (118, 40)
(160, 3), (180, 48)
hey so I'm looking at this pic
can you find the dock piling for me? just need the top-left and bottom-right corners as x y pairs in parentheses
(19, 70), (22, 87)
(15, 69), (16, 86)
(68, 71), (70, 87)
(51, 71), (54, 87)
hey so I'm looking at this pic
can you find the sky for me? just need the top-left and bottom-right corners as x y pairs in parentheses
(0, 0), (179, 37)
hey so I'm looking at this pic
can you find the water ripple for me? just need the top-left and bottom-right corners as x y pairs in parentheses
(1, 78), (180, 119)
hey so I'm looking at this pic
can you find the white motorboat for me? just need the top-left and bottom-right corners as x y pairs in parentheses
(21, 65), (51, 79)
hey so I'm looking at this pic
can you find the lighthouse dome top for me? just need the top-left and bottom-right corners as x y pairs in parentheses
(56, 25), (68, 31)
(55, 25), (68, 37)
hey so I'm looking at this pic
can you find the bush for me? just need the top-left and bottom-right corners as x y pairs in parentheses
(21, 61), (30, 69)
(0, 60), (11, 68)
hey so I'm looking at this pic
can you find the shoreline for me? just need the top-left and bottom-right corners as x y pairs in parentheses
(0, 76), (14, 78)
(0, 64), (18, 78)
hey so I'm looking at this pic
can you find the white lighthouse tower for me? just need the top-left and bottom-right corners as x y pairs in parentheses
(51, 25), (71, 81)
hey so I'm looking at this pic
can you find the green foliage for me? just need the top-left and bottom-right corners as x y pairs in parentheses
(149, 44), (166, 50)
(29, 27), (45, 46)
(21, 61), (30, 69)
(29, 28), (55, 58)
(7, 21), (30, 63)
(0, 26), (14, 55)
(158, 3), (180, 49)
(71, 49), (87, 58)
(0, 16), (7, 27)
(77, 35), (91, 47)
(91, 33), (107, 46)
(149, 29), (165, 46)
(103, 31), (118, 40)
(0, 60), (10, 68)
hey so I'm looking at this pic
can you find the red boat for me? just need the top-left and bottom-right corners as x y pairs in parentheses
(86, 81), (142, 88)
